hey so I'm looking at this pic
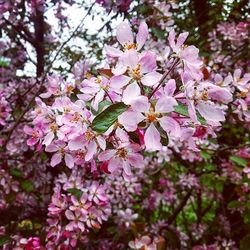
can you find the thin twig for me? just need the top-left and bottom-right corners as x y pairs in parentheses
(148, 58), (179, 99)
(3, 3), (95, 148)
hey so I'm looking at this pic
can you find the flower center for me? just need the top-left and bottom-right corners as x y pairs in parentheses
(124, 42), (137, 50)
(50, 123), (58, 132)
(85, 130), (95, 141)
(132, 64), (141, 80)
(116, 148), (128, 159)
(146, 111), (158, 123)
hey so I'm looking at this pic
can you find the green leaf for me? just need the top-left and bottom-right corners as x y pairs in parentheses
(10, 168), (23, 178)
(21, 180), (34, 192)
(151, 27), (166, 39)
(230, 155), (248, 167)
(158, 125), (169, 146)
(67, 188), (82, 200)
(200, 150), (212, 160)
(0, 236), (9, 246)
(174, 102), (206, 125)
(0, 56), (10, 68)
(91, 102), (127, 133)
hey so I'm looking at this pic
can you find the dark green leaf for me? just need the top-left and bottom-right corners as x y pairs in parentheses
(21, 180), (34, 192)
(91, 102), (127, 133)
(230, 155), (248, 167)
(67, 188), (82, 200)
(10, 168), (23, 178)
(0, 236), (9, 246)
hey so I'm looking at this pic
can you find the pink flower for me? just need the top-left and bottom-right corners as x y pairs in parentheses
(88, 181), (108, 204)
(65, 209), (86, 232)
(48, 192), (67, 215)
(168, 29), (203, 80)
(40, 75), (61, 98)
(68, 129), (106, 161)
(111, 50), (162, 87)
(118, 85), (179, 151)
(184, 77), (232, 124)
(45, 140), (74, 168)
(129, 236), (157, 250)
(105, 21), (149, 57)
(98, 128), (144, 179)
(24, 125), (43, 146)
(69, 193), (91, 214)
(78, 76), (110, 111)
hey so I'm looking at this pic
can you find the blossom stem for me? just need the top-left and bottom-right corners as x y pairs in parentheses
(149, 58), (179, 99)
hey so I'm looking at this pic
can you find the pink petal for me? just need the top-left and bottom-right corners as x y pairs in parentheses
(27, 138), (39, 146)
(104, 45), (123, 57)
(176, 32), (189, 48)
(168, 29), (176, 50)
(136, 21), (148, 50)
(123, 161), (132, 175)
(51, 153), (62, 167)
(92, 90), (105, 111)
(43, 131), (54, 146)
(98, 150), (116, 161)
(65, 210), (75, 220)
(121, 49), (139, 68)
(197, 102), (225, 122)
(155, 96), (177, 113)
(207, 87), (232, 103)
(164, 79), (176, 96)
(45, 144), (58, 152)
(112, 61), (127, 76)
(118, 110), (145, 132)
(140, 51), (157, 73)
(23, 126), (33, 135)
(65, 153), (74, 169)
(116, 22), (133, 46)
(141, 71), (162, 86)
(144, 123), (162, 151)
(110, 75), (131, 89)
(96, 136), (106, 150)
(159, 116), (181, 137)
(68, 136), (85, 151)
(127, 153), (144, 168)
(122, 82), (141, 105)
(130, 96), (150, 112)
(108, 158), (121, 172)
(85, 141), (97, 161)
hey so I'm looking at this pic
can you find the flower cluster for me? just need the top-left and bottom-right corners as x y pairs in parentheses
(46, 170), (110, 248)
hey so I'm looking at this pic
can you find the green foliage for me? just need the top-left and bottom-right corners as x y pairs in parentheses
(67, 188), (82, 200)
(21, 180), (34, 192)
(10, 168), (23, 178)
(91, 102), (127, 133)
(230, 155), (248, 167)
(0, 236), (9, 246)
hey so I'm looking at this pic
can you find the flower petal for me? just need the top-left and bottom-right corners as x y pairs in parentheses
(197, 102), (225, 122)
(116, 22), (133, 46)
(110, 75), (131, 89)
(51, 153), (62, 167)
(104, 45), (123, 57)
(65, 153), (74, 169)
(136, 21), (149, 50)
(155, 96), (177, 113)
(144, 123), (162, 151)
(141, 71), (162, 86)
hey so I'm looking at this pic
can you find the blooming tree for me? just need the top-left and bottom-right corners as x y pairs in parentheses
(0, 0), (249, 249)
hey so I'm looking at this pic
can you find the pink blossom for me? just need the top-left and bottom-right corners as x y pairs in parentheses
(105, 21), (149, 57)
(45, 140), (74, 168)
